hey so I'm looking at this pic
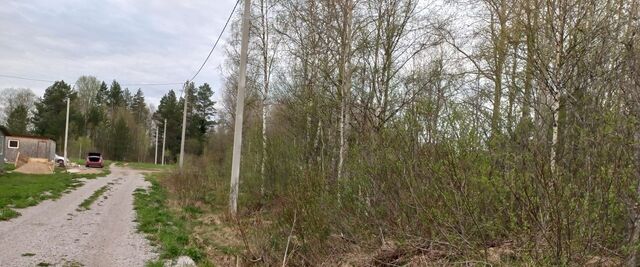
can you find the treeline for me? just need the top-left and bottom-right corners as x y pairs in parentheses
(1, 77), (216, 162)
(166, 0), (640, 265)
(153, 82), (216, 159)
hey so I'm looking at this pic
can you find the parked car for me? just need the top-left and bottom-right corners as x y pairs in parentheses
(54, 154), (68, 167)
(85, 152), (104, 168)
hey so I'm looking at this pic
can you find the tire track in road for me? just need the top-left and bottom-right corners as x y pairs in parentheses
(0, 165), (157, 267)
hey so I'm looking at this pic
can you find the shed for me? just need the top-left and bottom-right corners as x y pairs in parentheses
(4, 134), (57, 163)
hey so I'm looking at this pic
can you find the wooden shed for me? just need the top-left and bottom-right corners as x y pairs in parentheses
(4, 134), (57, 163)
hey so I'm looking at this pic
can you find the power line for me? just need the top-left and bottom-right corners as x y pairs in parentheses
(121, 82), (183, 86)
(1, 0), (241, 89)
(0, 74), (54, 83)
(0, 74), (183, 87)
(188, 0), (240, 82)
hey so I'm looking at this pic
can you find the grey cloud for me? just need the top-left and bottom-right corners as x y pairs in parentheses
(0, 0), (236, 105)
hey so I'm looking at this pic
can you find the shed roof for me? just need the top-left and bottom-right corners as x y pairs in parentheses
(0, 127), (55, 142)
(6, 134), (55, 142)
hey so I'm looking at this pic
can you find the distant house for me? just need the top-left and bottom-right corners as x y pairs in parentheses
(3, 133), (57, 163)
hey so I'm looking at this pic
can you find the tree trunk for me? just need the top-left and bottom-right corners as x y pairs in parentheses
(550, 98), (559, 176)
(490, 1), (509, 139)
(260, 0), (270, 197)
(337, 0), (353, 181)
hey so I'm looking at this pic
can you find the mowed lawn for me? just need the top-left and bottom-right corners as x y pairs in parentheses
(0, 164), (105, 220)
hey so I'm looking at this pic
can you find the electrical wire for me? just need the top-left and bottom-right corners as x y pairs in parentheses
(121, 82), (184, 86)
(0, 0), (240, 88)
(0, 74), (54, 83)
(0, 74), (184, 87)
(188, 0), (240, 82)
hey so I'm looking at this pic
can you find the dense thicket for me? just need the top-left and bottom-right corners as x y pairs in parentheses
(170, 0), (640, 265)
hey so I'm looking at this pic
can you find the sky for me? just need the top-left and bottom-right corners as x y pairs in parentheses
(0, 0), (237, 107)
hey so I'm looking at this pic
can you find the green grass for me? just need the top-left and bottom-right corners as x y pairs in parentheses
(0, 168), (109, 221)
(116, 161), (175, 171)
(3, 163), (16, 172)
(77, 185), (109, 211)
(0, 208), (20, 220)
(134, 173), (205, 264)
(71, 158), (85, 165)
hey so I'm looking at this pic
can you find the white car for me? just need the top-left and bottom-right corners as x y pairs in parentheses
(54, 154), (68, 167)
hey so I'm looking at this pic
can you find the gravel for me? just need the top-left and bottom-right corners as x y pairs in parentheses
(0, 165), (158, 266)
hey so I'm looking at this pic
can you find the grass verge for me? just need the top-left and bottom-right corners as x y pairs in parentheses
(77, 185), (109, 211)
(0, 167), (110, 221)
(133, 173), (207, 266)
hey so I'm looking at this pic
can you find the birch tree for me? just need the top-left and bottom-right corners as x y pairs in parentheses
(254, 0), (280, 196)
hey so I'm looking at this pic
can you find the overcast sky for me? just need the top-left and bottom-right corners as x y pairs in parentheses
(0, 0), (237, 106)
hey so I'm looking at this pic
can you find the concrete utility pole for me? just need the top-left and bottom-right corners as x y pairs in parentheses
(154, 124), (159, 165)
(63, 97), (70, 165)
(229, 0), (252, 216)
(179, 82), (188, 169)
(161, 119), (167, 165)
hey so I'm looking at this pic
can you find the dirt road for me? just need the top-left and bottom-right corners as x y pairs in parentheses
(0, 165), (157, 266)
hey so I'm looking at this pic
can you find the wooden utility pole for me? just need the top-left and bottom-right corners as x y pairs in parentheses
(161, 119), (167, 165)
(179, 82), (188, 169)
(154, 124), (159, 165)
(229, 0), (252, 216)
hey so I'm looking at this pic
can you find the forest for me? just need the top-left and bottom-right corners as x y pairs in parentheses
(156, 0), (639, 265)
(0, 78), (216, 163)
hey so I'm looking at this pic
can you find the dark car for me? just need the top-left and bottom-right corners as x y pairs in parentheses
(85, 152), (104, 168)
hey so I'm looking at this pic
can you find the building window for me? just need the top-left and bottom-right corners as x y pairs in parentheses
(8, 140), (19, 149)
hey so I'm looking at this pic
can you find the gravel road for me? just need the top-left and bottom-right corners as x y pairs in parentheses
(0, 165), (158, 266)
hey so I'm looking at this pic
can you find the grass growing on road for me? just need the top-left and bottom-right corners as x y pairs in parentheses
(116, 161), (174, 171)
(133, 173), (205, 265)
(0, 168), (109, 221)
(77, 185), (109, 211)
(0, 208), (20, 221)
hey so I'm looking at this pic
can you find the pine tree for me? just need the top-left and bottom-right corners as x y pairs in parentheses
(123, 88), (133, 109)
(111, 115), (130, 161)
(96, 81), (109, 104)
(193, 83), (216, 139)
(6, 104), (29, 134)
(131, 89), (148, 123)
(32, 81), (76, 143)
(108, 80), (125, 110)
(154, 90), (182, 162)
